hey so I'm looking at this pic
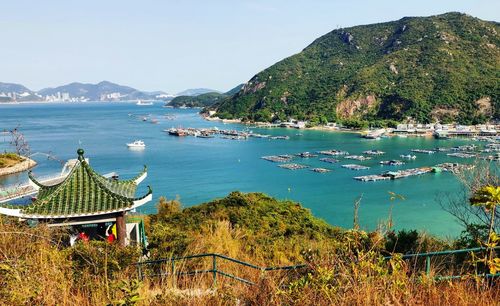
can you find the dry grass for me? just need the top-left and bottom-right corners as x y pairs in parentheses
(0, 153), (24, 168)
(0, 218), (498, 305)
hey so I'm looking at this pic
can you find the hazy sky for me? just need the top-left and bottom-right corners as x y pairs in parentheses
(1, 0), (498, 93)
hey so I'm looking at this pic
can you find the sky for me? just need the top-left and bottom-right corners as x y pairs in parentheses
(1, 0), (498, 94)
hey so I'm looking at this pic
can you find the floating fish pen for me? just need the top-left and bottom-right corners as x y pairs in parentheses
(434, 147), (451, 152)
(363, 150), (385, 155)
(481, 154), (500, 161)
(379, 160), (405, 166)
(411, 149), (435, 154)
(385, 167), (433, 179)
(318, 149), (349, 156)
(446, 153), (476, 158)
(261, 155), (293, 162)
(278, 163), (309, 170)
(221, 135), (247, 140)
(296, 152), (318, 158)
(310, 168), (331, 173)
(342, 164), (370, 170)
(354, 175), (391, 182)
(319, 158), (340, 164)
(435, 163), (475, 173)
(270, 136), (290, 140)
(450, 145), (477, 152)
(345, 155), (372, 161)
(249, 133), (270, 138)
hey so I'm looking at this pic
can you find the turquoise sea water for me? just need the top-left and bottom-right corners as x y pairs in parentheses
(0, 102), (478, 236)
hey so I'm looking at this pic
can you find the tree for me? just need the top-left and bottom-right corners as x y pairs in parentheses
(469, 185), (500, 274)
(440, 161), (500, 235)
(9, 127), (30, 157)
(470, 185), (499, 241)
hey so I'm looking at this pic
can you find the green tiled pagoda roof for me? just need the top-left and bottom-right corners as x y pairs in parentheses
(18, 149), (152, 218)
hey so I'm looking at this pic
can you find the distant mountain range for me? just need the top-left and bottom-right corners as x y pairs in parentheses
(212, 12), (499, 124)
(0, 82), (32, 94)
(0, 81), (172, 102)
(176, 88), (221, 96)
(169, 84), (244, 108)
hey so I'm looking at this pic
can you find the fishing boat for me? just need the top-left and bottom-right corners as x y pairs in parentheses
(166, 128), (187, 137)
(136, 100), (153, 106)
(126, 140), (146, 149)
(400, 154), (416, 160)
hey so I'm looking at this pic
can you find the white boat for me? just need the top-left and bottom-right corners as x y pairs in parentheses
(136, 100), (153, 106)
(126, 140), (146, 149)
(399, 154), (416, 160)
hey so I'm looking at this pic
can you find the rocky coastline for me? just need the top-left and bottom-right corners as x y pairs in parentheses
(0, 158), (37, 177)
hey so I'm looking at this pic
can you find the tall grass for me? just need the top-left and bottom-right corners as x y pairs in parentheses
(1, 217), (498, 305)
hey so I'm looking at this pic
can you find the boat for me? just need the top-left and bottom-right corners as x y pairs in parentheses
(136, 100), (153, 106)
(400, 154), (416, 160)
(126, 140), (146, 149)
(380, 160), (405, 166)
(166, 128), (187, 137)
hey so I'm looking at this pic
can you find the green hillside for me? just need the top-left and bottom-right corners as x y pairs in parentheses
(148, 192), (343, 260)
(169, 92), (227, 108)
(212, 13), (499, 124)
(169, 84), (243, 108)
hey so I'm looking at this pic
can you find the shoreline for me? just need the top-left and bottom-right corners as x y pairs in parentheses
(0, 158), (37, 177)
(203, 114), (366, 135)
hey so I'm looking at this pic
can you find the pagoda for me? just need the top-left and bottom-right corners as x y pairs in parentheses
(0, 149), (152, 246)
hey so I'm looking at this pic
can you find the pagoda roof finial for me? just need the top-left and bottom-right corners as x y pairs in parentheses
(77, 148), (85, 160)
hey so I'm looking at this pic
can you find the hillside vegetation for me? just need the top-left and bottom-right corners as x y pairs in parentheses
(170, 84), (244, 108)
(0, 153), (23, 168)
(0, 191), (498, 305)
(212, 12), (499, 124)
(169, 92), (227, 108)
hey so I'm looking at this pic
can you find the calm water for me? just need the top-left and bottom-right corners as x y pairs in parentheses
(0, 102), (477, 236)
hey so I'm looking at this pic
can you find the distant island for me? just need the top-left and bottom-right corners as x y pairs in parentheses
(0, 80), (174, 103)
(168, 84), (244, 108)
(209, 12), (499, 126)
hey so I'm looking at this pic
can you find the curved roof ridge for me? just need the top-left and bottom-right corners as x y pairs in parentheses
(80, 160), (144, 199)
(17, 149), (153, 217)
(22, 161), (86, 214)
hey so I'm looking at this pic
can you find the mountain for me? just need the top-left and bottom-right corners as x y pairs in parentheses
(212, 13), (499, 125)
(38, 81), (152, 100)
(176, 88), (221, 96)
(0, 82), (33, 94)
(169, 84), (245, 108)
(169, 92), (227, 108)
(224, 83), (245, 96)
(0, 80), (169, 102)
(168, 84), (246, 108)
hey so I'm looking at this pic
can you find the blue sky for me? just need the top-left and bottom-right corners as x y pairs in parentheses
(1, 0), (498, 93)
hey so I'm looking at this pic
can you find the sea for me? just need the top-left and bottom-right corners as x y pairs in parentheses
(0, 102), (480, 237)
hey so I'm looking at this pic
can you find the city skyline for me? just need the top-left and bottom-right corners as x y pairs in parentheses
(1, 0), (499, 93)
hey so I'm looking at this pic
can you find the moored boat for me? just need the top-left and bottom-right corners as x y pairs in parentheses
(126, 140), (146, 149)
